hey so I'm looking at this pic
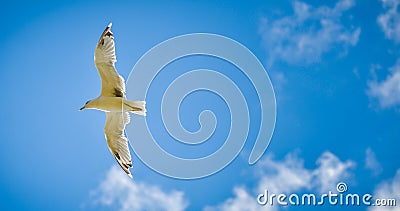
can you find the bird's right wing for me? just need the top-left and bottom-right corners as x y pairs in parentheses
(104, 112), (133, 178)
(94, 23), (126, 98)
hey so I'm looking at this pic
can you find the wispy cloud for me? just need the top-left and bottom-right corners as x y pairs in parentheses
(368, 169), (400, 211)
(88, 166), (189, 211)
(203, 187), (261, 211)
(367, 59), (400, 109)
(205, 151), (355, 211)
(259, 0), (360, 65)
(368, 0), (400, 110)
(312, 151), (355, 193)
(378, 0), (400, 43)
(365, 147), (383, 176)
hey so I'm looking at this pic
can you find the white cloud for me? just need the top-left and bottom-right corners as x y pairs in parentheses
(88, 166), (189, 211)
(365, 147), (383, 176)
(203, 187), (262, 211)
(370, 1), (400, 110)
(256, 151), (312, 194)
(368, 169), (400, 211)
(206, 151), (355, 211)
(312, 151), (355, 193)
(378, 0), (400, 43)
(367, 59), (400, 108)
(259, 0), (360, 65)
(269, 70), (287, 102)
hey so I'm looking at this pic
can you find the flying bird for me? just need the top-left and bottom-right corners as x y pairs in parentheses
(80, 23), (146, 178)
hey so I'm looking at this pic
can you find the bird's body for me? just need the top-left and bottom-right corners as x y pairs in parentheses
(81, 23), (146, 178)
(84, 96), (145, 114)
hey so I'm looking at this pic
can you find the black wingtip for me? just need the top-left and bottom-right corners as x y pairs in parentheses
(113, 153), (133, 178)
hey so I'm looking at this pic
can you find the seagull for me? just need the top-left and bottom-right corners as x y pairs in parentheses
(80, 23), (146, 178)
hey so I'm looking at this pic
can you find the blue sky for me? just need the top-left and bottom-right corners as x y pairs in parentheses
(1, 0), (399, 210)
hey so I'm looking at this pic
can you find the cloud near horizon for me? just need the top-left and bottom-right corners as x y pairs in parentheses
(88, 166), (189, 211)
(368, 169), (400, 211)
(205, 151), (355, 211)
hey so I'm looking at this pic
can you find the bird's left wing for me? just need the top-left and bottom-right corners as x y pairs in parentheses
(94, 23), (126, 98)
(104, 112), (133, 178)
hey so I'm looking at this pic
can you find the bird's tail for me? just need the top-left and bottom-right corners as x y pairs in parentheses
(123, 100), (146, 116)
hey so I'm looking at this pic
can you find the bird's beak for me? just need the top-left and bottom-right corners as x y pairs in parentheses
(79, 106), (85, 111)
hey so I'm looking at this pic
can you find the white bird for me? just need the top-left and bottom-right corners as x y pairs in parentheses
(80, 23), (146, 178)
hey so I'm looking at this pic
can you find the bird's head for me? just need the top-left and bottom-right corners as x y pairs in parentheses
(80, 100), (92, 110)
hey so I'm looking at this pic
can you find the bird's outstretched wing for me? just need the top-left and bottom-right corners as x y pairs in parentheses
(104, 112), (133, 178)
(94, 23), (126, 98)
